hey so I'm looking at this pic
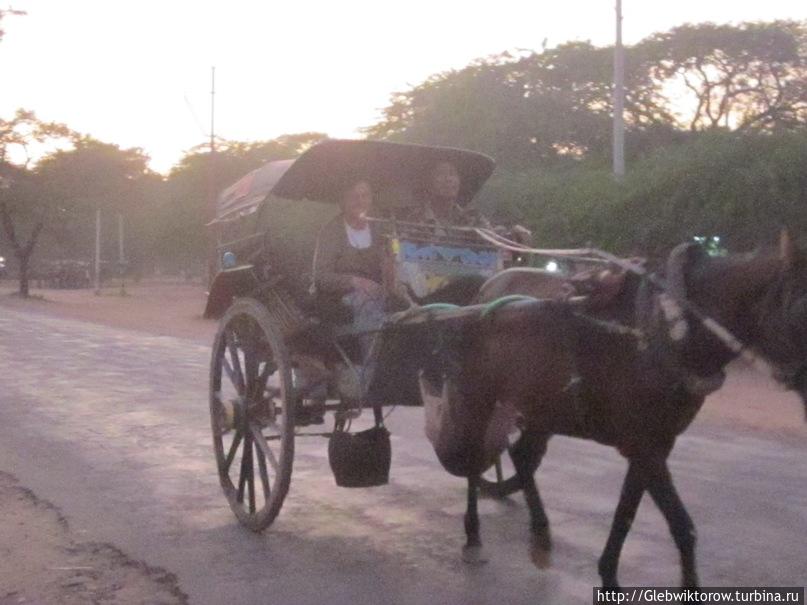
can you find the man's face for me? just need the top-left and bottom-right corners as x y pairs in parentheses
(342, 180), (373, 221)
(430, 162), (461, 202)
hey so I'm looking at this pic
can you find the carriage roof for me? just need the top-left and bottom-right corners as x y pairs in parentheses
(214, 139), (495, 222)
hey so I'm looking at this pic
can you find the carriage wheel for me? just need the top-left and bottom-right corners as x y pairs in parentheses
(210, 297), (295, 531)
(478, 449), (522, 498)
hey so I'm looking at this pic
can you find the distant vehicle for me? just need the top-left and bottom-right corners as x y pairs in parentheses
(0, 256), (6, 280)
(34, 259), (92, 289)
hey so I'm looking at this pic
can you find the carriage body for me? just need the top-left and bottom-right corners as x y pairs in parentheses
(205, 140), (510, 530)
(205, 139), (502, 317)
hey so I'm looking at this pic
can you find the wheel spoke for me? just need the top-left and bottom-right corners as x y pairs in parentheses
(223, 429), (243, 473)
(225, 331), (245, 395)
(252, 362), (273, 401)
(222, 357), (239, 394)
(251, 423), (279, 473)
(256, 438), (271, 501)
(243, 341), (259, 393)
(248, 440), (257, 514)
(236, 433), (252, 504)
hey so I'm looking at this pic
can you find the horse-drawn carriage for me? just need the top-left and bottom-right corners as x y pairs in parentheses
(204, 139), (529, 530)
(204, 139), (807, 590)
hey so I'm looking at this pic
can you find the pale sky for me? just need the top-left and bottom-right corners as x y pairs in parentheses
(1, 0), (805, 173)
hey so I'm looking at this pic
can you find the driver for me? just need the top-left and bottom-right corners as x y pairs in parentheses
(409, 160), (485, 226)
(410, 160), (533, 253)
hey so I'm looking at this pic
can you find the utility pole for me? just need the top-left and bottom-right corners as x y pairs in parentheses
(207, 66), (218, 285)
(210, 66), (216, 158)
(612, 0), (626, 179)
(94, 208), (101, 295)
(118, 213), (126, 296)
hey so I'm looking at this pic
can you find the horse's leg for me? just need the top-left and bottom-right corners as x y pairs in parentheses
(511, 432), (552, 567)
(645, 460), (699, 588)
(462, 474), (488, 564)
(598, 461), (645, 588)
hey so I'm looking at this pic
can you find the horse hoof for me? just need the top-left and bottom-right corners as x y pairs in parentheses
(529, 528), (552, 568)
(529, 543), (552, 569)
(681, 576), (700, 589)
(462, 545), (489, 565)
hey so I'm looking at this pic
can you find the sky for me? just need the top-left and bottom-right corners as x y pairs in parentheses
(1, 0), (805, 173)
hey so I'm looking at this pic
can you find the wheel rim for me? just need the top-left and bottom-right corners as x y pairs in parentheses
(210, 300), (294, 530)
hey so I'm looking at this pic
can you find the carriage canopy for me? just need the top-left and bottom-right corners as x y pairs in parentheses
(214, 139), (495, 222)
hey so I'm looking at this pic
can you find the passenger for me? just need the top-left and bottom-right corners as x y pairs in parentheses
(411, 161), (488, 227)
(313, 179), (387, 397)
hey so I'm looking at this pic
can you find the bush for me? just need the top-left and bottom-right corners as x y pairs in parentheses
(478, 130), (807, 255)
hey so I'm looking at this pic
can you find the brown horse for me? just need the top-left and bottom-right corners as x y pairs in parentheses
(418, 233), (807, 586)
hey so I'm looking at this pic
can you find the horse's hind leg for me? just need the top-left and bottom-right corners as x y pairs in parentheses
(598, 461), (645, 588)
(462, 474), (488, 564)
(645, 460), (699, 588)
(511, 432), (552, 567)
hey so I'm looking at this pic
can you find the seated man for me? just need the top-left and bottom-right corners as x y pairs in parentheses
(406, 160), (533, 263)
(407, 160), (486, 227)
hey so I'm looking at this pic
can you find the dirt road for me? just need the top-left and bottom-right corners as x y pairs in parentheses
(1, 290), (806, 603)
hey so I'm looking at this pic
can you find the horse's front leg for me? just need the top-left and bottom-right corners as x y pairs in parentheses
(462, 474), (488, 564)
(598, 460), (645, 588)
(511, 431), (552, 567)
(645, 459), (699, 587)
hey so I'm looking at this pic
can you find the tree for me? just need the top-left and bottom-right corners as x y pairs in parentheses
(0, 110), (75, 296)
(0, 7), (25, 43)
(156, 133), (326, 273)
(638, 21), (807, 131)
(365, 44), (671, 168)
(35, 136), (155, 262)
(366, 20), (807, 171)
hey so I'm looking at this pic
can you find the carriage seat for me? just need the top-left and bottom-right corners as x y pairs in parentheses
(299, 291), (355, 327)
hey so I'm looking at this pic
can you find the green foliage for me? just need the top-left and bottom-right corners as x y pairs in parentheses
(153, 133), (327, 272)
(366, 20), (807, 169)
(638, 20), (807, 131)
(0, 110), (77, 293)
(6, 18), (807, 277)
(365, 47), (643, 167)
(0, 109), (74, 166)
(485, 131), (807, 255)
(36, 137), (152, 211)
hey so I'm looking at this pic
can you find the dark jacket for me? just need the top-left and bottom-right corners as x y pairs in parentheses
(313, 217), (384, 294)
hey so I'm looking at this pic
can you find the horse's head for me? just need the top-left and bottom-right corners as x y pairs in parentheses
(756, 231), (807, 418)
(664, 231), (807, 419)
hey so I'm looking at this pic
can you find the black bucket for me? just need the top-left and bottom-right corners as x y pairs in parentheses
(328, 425), (391, 488)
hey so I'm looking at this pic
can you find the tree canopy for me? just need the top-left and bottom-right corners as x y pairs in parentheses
(366, 20), (807, 168)
(3, 18), (807, 286)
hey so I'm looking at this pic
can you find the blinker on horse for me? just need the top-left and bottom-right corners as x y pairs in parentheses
(417, 231), (807, 586)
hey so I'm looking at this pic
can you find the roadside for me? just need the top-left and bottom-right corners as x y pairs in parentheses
(0, 472), (187, 605)
(0, 280), (205, 604)
(0, 279), (216, 346)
